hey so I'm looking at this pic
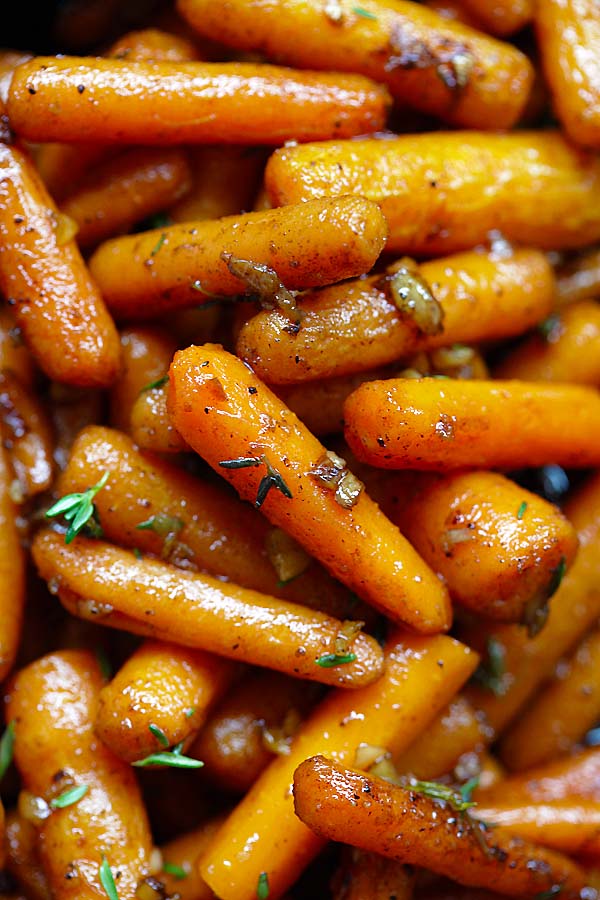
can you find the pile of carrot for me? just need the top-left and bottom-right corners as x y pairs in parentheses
(0, 1), (600, 898)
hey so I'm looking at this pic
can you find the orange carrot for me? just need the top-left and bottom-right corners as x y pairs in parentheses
(169, 344), (451, 633)
(477, 747), (600, 806)
(159, 814), (228, 900)
(0, 50), (31, 142)
(0, 307), (36, 388)
(32, 530), (385, 689)
(108, 26), (202, 62)
(7, 56), (390, 145)
(0, 144), (120, 387)
(424, 0), (480, 25)
(129, 382), (189, 453)
(344, 377), (600, 470)
(5, 650), (154, 900)
(177, 0), (533, 129)
(474, 799), (600, 857)
(237, 248), (553, 384)
(0, 370), (54, 499)
(265, 132), (600, 254)
(109, 329), (177, 434)
(200, 630), (477, 900)
(88, 195), (387, 319)
(0, 441), (26, 683)
(459, 0), (534, 35)
(5, 809), (51, 900)
(331, 848), (416, 900)
(556, 247), (600, 307)
(293, 755), (587, 899)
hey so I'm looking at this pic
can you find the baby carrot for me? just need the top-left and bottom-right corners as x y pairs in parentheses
(473, 799), (600, 857)
(536, 0), (600, 147)
(5, 650), (154, 900)
(0, 308), (36, 388)
(0, 144), (120, 387)
(5, 809), (51, 900)
(265, 132), (600, 255)
(478, 747), (600, 806)
(109, 329), (177, 434)
(0, 370), (54, 499)
(108, 26), (202, 62)
(96, 640), (235, 763)
(200, 630), (477, 900)
(0, 50), (31, 142)
(331, 849), (416, 900)
(159, 813), (228, 900)
(556, 247), (600, 307)
(7, 56), (390, 145)
(130, 383), (189, 453)
(237, 248), (554, 384)
(61, 147), (192, 249)
(424, 0), (480, 24)
(0, 443), (24, 684)
(32, 530), (385, 689)
(169, 344), (451, 633)
(499, 625), (600, 771)
(294, 756), (588, 899)
(344, 378), (600, 470)
(88, 195), (387, 319)
(177, 0), (533, 129)
(459, 0), (533, 35)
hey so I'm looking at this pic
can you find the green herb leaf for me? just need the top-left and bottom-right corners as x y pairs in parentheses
(219, 456), (262, 469)
(133, 548), (142, 560)
(99, 855), (120, 900)
(257, 871), (270, 899)
(547, 555), (567, 598)
(163, 861), (188, 880)
(522, 555), (567, 638)
(132, 746), (204, 769)
(534, 887), (563, 900)
(145, 212), (172, 230)
(471, 637), (506, 697)
(148, 724), (170, 748)
(352, 5), (377, 18)
(140, 374), (169, 393)
(459, 775), (480, 805)
(0, 721), (15, 780)
(316, 652), (357, 668)
(96, 647), (112, 680)
(256, 458), (292, 508)
(50, 784), (89, 809)
(538, 314), (562, 343)
(46, 472), (109, 544)
(184, 708), (196, 719)
(136, 513), (184, 538)
(516, 501), (528, 520)
(150, 232), (167, 257)
(409, 778), (476, 813)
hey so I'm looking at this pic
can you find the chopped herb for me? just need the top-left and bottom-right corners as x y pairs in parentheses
(459, 775), (480, 805)
(184, 707), (196, 719)
(534, 888), (563, 900)
(352, 5), (377, 18)
(99, 855), (120, 900)
(148, 724), (170, 748)
(517, 501), (528, 520)
(219, 455), (292, 508)
(133, 548), (142, 560)
(471, 637), (506, 697)
(136, 513), (184, 537)
(309, 451), (363, 509)
(0, 721), (15, 780)
(547, 555), (567, 597)
(45, 471), (109, 544)
(150, 232), (167, 257)
(95, 648), (112, 679)
(145, 212), (172, 230)
(257, 871), (270, 899)
(50, 784), (89, 809)
(383, 260), (444, 336)
(316, 652), (357, 668)
(219, 456), (262, 469)
(409, 778), (476, 813)
(221, 252), (302, 324)
(140, 374), (168, 393)
(522, 555), (567, 638)
(132, 741), (204, 769)
(163, 861), (188, 880)
(538, 314), (562, 343)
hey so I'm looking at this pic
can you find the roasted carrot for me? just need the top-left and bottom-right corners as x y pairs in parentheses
(159, 813), (228, 900)
(0, 50), (31, 142)
(191, 669), (323, 793)
(0, 308), (36, 389)
(265, 132), (600, 255)
(536, 0), (600, 147)
(389, 470), (578, 623)
(459, 0), (533, 35)
(344, 378), (600, 471)
(109, 329), (177, 434)
(477, 747), (600, 806)
(7, 57), (390, 146)
(331, 848), (416, 900)
(32, 530), (385, 689)
(463, 471), (600, 738)
(169, 344), (451, 633)
(177, 0), (533, 129)
(129, 382), (189, 453)
(108, 26), (202, 62)
(5, 809), (51, 900)
(88, 195), (387, 319)
(473, 799), (600, 857)
(237, 248), (553, 384)
(61, 147), (191, 249)
(0, 370), (53, 500)
(424, 0), (480, 25)
(0, 441), (25, 682)
(0, 144), (120, 387)
(499, 625), (600, 771)
(95, 640), (235, 763)
(5, 650), (154, 900)
(293, 755), (588, 899)
(60, 425), (364, 620)
(556, 246), (600, 307)
(200, 630), (477, 900)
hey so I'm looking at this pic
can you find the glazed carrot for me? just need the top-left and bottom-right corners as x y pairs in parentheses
(424, 0), (480, 25)
(60, 425), (364, 620)
(7, 57), (390, 146)
(61, 147), (192, 249)
(393, 695), (487, 779)
(108, 26), (202, 62)
(473, 799), (600, 857)
(556, 247), (600, 307)
(0, 441), (25, 682)
(237, 248), (553, 384)
(0, 144), (120, 387)
(496, 301), (600, 386)
(177, 0), (532, 130)
(109, 329), (177, 433)
(331, 848), (416, 900)
(463, 471), (600, 738)
(536, 1), (600, 147)
(200, 631), (478, 900)
(0, 308), (36, 389)
(477, 747), (600, 806)
(389, 470), (578, 623)
(169, 344), (451, 633)
(265, 132), (600, 255)
(32, 530), (385, 689)
(159, 813), (228, 900)
(5, 650), (154, 900)
(293, 755), (587, 899)
(0, 51), (31, 142)
(476, 752), (505, 792)
(459, 0), (533, 35)
(191, 670), (323, 793)
(5, 809), (51, 900)
(169, 146), (266, 224)
(88, 195), (387, 319)
(344, 378), (600, 471)
(499, 626), (600, 771)
(96, 640), (235, 763)
(0, 370), (53, 499)
(130, 382), (189, 453)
